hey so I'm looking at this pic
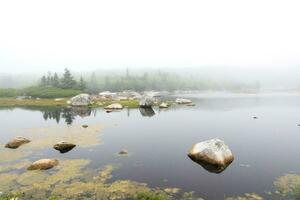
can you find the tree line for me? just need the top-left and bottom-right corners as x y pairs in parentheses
(39, 68), (86, 90)
(37, 68), (260, 93)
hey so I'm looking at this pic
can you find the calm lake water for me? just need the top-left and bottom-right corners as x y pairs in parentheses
(1, 93), (300, 199)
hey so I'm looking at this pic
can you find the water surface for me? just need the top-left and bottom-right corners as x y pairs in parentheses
(1, 93), (300, 199)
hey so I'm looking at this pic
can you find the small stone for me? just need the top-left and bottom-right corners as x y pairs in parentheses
(5, 136), (31, 149)
(53, 141), (76, 153)
(159, 102), (169, 108)
(118, 149), (128, 155)
(27, 159), (59, 170)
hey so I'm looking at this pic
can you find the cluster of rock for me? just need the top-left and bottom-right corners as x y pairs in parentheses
(5, 136), (77, 170)
(67, 92), (195, 112)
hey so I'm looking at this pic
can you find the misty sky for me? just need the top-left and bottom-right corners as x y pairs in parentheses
(0, 0), (299, 73)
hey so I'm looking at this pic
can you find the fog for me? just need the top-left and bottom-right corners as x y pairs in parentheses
(0, 0), (300, 90)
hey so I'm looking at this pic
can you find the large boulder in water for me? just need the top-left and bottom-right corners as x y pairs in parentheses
(188, 138), (234, 173)
(70, 94), (91, 106)
(139, 95), (154, 108)
(53, 141), (76, 153)
(5, 136), (30, 149)
(27, 159), (59, 170)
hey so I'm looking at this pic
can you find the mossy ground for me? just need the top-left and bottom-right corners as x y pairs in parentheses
(0, 98), (141, 108)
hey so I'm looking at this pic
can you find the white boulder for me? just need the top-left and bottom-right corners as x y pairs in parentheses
(70, 94), (91, 106)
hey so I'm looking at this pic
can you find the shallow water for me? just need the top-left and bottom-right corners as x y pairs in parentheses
(1, 93), (300, 199)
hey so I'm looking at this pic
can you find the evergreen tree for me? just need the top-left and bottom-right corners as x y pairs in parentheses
(53, 72), (60, 88)
(46, 71), (52, 86)
(78, 76), (86, 90)
(61, 68), (76, 89)
(40, 76), (47, 86)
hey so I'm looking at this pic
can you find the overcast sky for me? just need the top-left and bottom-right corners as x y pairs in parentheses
(0, 0), (299, 73)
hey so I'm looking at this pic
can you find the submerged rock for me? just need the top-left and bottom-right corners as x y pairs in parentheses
(188, 138), (234, 173)
(53, 141), (76, 153)
(176, 98), (192, 104)
(139, 95), (154, 108)
(105, 103), (123, 110)
(5, 136), (30, 149)
(118, 149), (128, 155)
(70, 94), (91, 106)
(186, 103), (196, 106)
(159, 102), (169, 108)
(27, 159), (59, 170)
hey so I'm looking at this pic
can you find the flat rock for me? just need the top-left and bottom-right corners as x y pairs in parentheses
(159, 102), (169, 108)
(176, 98), (193, 104)
(53, 141), (76, 153)
(5, 136), (30, 149)
(27, 159), (59, 170)
(104, 103), (123, 110)
(188, 138), (234, 173)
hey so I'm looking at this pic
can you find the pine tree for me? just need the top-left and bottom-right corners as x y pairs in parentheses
(40, 76), (47, 86)
(53, 72), (60, 88)
(61, 68), (76, 89)
(78, 76), (86, 91)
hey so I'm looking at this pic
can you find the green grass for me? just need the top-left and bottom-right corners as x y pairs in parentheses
(0, 98), (141, 108)
(0, 86), (82, 98)
(0, 98), (67, 107)
(135, 192), (170, 200)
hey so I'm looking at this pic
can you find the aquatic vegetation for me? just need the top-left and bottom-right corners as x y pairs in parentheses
(274, 174), (300, 199)
(0, 159), (205, 200)
(136, 191), (170, 200)
(0, 173), (19, 191)
(13, 124), (103, 149)
(0, 160), (31, 173)
(0, 149), (32, 163)
(225, 193), (263, 200)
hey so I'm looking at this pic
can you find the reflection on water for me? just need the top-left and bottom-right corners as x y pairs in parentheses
(42, 106), (158, 124)
(42, 107), (92, 124)
(139, 107), (156, 117)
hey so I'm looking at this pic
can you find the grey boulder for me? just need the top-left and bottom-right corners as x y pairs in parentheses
(139, 96), (154, 108)
(70, 94), (91, 106)
(188, 138), (234, 173)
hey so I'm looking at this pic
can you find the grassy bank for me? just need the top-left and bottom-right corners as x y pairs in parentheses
(0, 87), (82, 98)
(0, 98), (140, 108)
